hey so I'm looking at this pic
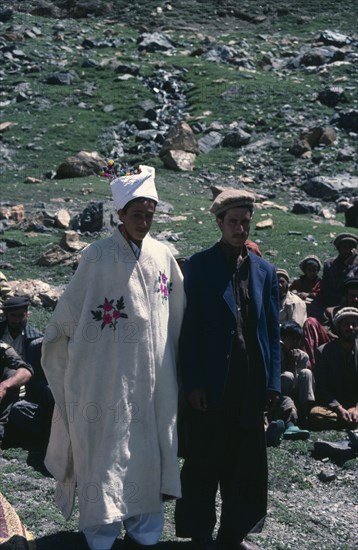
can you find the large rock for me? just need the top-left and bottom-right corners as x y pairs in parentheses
(332, 110), (358, 133)
(71, 201), (117, 233)
(317, 86), (346, 107)
(160, 150), (196, 171)
(160, 121), (199, 156)
(56, 151), (104, 179)
(198, 131), (224, 153)
(137, 32), (176, 52)
(37, 245), (73, 267)
(7, 279), (64, 308)
(302, 174), (358, 200)
(222, 129), (251, 148)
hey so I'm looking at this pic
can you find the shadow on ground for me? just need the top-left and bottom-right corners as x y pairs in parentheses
(34, 532), (193, 549)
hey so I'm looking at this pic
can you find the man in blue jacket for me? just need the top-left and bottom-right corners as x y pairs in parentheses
(175, 189), (281, 550)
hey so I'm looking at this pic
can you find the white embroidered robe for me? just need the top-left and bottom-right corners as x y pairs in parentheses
(42, 229), (185, 530)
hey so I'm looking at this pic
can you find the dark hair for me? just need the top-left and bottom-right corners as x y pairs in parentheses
(216, 206), (253, 222)
(280, 320), (303, 339)
(121, 197), (157, 214)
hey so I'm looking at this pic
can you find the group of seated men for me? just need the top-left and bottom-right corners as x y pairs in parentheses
(267, 231), (358, 443)
(0, 231), (357, 465)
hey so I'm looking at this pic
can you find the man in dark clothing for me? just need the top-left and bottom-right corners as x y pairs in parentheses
(0, 342), (33, 456)
(309, 307), (358, 430)
(175, 189), (281, 550)
(0, 296), (53, 450)
(320, 233), (358, 308)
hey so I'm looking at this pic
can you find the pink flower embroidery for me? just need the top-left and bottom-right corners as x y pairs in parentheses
(157, 271), (172, 303)
(91, 296), (128, 331)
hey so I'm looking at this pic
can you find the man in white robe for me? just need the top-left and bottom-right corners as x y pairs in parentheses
(42, 166), (185, 550)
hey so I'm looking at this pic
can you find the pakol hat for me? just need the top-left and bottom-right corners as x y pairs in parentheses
(333, 232), (358, 250)
(111, 165), (158, 211)
(299, 255), (322, 272)
(343, 277), (358, 288)
(333, 306), (358, 327)
(276, 268), (290, 282)
(210, 189), (255, 217)
(2, 295), (30, 311)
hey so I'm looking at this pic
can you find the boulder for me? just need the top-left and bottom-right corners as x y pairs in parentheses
(160, 121), (199, 156)
(7, 279), (64, 308)
(337, 146), (355, 162)
(332, 110), (358, 133)
(54, 209), (71, 229)
(255, 218), (273, 230)
(56, 151), (104, 179)
(317, 86), (346, 107)
(222, 129), (251, 148)
(60, 230), (87, 251)
(302, 175), (358, 200)
(37, 245), (73, 267)
(137, 32), (176, 52)
(198, 131), (224, 153)
(160, 150), (196, 171)
(292, 202), (322, 215)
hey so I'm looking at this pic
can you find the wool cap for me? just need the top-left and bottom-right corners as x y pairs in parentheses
(333, 306), (358, 327)
(299, 255), (322, 272)
(110, 165), (158, 211)
(343, 276), (358, 288)
(333, 232), (358, 250)
(210, 189), (255, 217)
(2, 295), (30, 311)
(276, 268), (290, 282)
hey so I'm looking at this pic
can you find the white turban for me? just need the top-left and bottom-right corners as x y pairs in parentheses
(110, 165), (158, 211)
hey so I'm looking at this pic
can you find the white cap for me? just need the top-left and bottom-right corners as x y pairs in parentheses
(110, 165), (158, 211)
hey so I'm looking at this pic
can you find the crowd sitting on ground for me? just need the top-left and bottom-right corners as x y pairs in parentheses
(0, 231), (357, 466)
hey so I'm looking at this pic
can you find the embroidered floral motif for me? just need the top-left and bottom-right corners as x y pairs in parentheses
(91, 297), (128, 331)
(157, 271), (172, 303)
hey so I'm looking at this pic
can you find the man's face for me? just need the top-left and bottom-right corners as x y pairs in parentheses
(119, 200), (156, 243)
(282, 333), (301, 352)
(338, 316), (358, 342)
(304, 264), (319, 281)
(346, 287), (358, 308)
(217, 207), (251, 250)
(278, 276), (289, 299)
(6, 308), (28, 333)
(338, 241), (356, 260)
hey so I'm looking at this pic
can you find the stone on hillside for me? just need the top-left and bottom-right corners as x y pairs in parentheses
(160, 121), (199, 156)
(255, 218), (273, 230)
(319, 127), (337, 146)
(56, 151), (104, 179)
(54, 209), (71, 229)
(289, 139), (312, 157)
(160, 150), (196, 172)
(288, 46), (345, 68)
(7, 279), (63, 308)
(332, 110), (358, 133)
(45, 71), (79, 85)
(24, 177), (43, 184)
(302, 174), (358, 200)
(222, 129), (251, 148)
(71, 201), (117, 233)
(60, 230), (86, 251)
(317, 86), (346, 107)
(337, 146), (355, 162)
(137, 32), (176, 52)
(290, 126), (336, 156)
(0, 207), (11, 220)
(37, 245), (72, 267)
(115, 63), (140, 76)
(292, 202), (322, 215)
(319, 30), (350, 47)
(0, 122), (15, 133)
(0, 8), (13, 22)
(198, 131), (224, 153)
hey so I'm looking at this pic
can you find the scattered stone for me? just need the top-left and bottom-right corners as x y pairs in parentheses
(302, 175), (358, 200)
(45, 71), (79, 85)
(332, 110), (358, 133)
(222, 129), (251, 148)
(317, 86), (346, 107)
(11, 205), (25, 223)
(24, 177), (43, 184)
(198, 131), (224, 153)
(60, 231), (87, 251)
(137, 32), (176, 52)
(292, 202), (322, 215)
(54, 209), (71, 229)
(7, 279), (63, 308)
(37, 245), (73, 267)
(160, 121), (199, 156)
(255, 218), (273, 230)
(337, 146), (355, 162)
(0, 122), (16, 133)
(318, 470), (337, 483)
(318, 30), (350, 47)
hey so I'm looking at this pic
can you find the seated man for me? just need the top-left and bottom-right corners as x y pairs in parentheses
(0, 296), (52, 452)
(277, 268), (307, 326)
(303, 277), (358, 367)
(0, 342), (33, 457)
(268, 321), (313, 442)
(309, 307), (358, 430)
(320, 233), (358, 308)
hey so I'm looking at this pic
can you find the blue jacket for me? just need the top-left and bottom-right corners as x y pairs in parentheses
(179, 243), (281, 405)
